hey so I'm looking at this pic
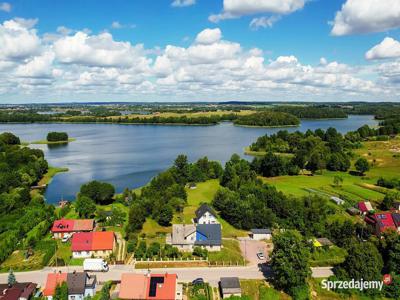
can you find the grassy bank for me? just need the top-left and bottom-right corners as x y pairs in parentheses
(30, 138), (76, 144)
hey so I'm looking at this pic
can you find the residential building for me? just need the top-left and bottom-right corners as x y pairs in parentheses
(51, 219), (94, 239)
(374, 213), (397, 236)
(194, 204), (218, 224)
(249, 229), (272, 240)
(357, 201), (374, 215)
(220, 277), (241, 299)
(0, 283), (37, 300)
(168, 224), (221, 251)
(119, 273), (182, 300)
(391, 213), (400, 232)
(43, 272), (96, 300)
(168, 224), (196, 251)
(67, 272), (96, 300)
(195, 224), (222, 251)
(43, 273), (68, 300)
(71, 231), (116, 258)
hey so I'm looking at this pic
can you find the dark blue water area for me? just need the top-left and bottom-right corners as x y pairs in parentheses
(0, 115), (378, 203)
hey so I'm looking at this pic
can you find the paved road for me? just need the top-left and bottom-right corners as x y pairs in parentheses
(0, 265), (266, 287)
(0, 265), (333, 288)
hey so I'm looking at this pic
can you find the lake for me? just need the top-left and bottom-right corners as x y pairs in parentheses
(0, 115), (378, 203)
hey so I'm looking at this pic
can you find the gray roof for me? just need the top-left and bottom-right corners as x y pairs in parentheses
(195, 204), (216, 219)
(392, 213), (400, 227)
(220, 277), (241, 290)
(251, 228), (271, 234)
(171, 224), (196, 245)
(316, 238), (333, 246)
(67, 272), (96, 295)
(195, 224), (221, 246)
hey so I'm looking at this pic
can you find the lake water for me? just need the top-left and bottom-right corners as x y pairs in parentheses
(0, 115), (378, 203)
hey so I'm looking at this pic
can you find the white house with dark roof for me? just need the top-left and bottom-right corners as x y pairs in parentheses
(194, 204), (219, 225)
(167, 223), (221, 252)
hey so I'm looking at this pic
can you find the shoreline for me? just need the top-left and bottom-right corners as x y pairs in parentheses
(29, 138), (76, 145)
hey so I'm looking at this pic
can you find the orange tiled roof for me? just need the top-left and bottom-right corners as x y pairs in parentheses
(43, 273), (67, 296)
(73, 219), (94, 231)
(119, 274), (148, 299)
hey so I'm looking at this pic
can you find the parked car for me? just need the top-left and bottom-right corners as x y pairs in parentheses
(257, 252), (265, 260)
(192, 278), (204, 285)
(61, 234), (71, 243)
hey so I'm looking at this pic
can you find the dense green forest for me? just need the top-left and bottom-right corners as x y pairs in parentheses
(272, 105), (348, 119)
(233, 111), (300, 127)
(0, 132), (55, 264)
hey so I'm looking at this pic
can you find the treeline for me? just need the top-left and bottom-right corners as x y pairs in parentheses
(273, 105), (348, 119)
(250, 127), (352, 174)
(0, 112), (52, 123)
(233, 111), (300, 127)
(47, 132), (68, 142)
(0, 132), (55, 263)
(213, 154), (334, 234)
(126, 155), (223, 235)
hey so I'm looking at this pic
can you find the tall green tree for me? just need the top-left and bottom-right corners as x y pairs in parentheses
(80, 180), (115, 204)
(75, 195), (96, 218)
(270, 230), (311, 297)
(336, 241), (383, 281)
(355, 157), (370, 175)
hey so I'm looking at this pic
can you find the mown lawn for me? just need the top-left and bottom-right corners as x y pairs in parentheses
(240, 280), (291, 300)
(208, 239), (244, 264)
(0, 250), (45, 272)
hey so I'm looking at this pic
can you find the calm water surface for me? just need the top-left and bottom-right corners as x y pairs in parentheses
(0, 115), (378, 203)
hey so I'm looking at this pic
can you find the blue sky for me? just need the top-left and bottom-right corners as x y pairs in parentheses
(0, 0), (400, 103)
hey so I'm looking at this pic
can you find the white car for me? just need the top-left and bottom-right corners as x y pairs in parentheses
(61, 235), (70, 243)
(257, 252), (265, 260)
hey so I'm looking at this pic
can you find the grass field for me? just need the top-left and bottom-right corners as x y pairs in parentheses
(141, 179), (247, 239)
(0, 250), (45, 272)
(208, 239), (244, 264)
(310, 245), (347, 267)
(240, 280), (291, 300)
(259, 137), (400, 208)
(30, 138), (76, 144)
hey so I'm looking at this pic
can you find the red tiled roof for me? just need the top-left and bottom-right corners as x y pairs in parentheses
(43, 273), (67, 296)
(51, 219), (94, 233)
(118, 273), (177, 300)
(148, 274), (177, 300)
(51, 220), (75, 233)
(71, 231), (115, 252)
(73, 219), (94, 231)
(358, 202), (373, 213)
(374, 213), (396, 233)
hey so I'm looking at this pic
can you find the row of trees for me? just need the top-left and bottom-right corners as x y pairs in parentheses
(233, 111), (300, 127)
(273, 105), (348, 119)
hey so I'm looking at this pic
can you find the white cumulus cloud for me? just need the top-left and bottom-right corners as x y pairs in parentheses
(209, 0), (306, 24)
(366, 37), (400, 60)
(195, 28), (222, 44)
(331, 0), (400, 36)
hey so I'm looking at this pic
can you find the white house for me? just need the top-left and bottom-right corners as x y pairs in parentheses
(250, 229), (272, 240)
(195, 204), (219, 225)
(67, 272), (96, 300)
